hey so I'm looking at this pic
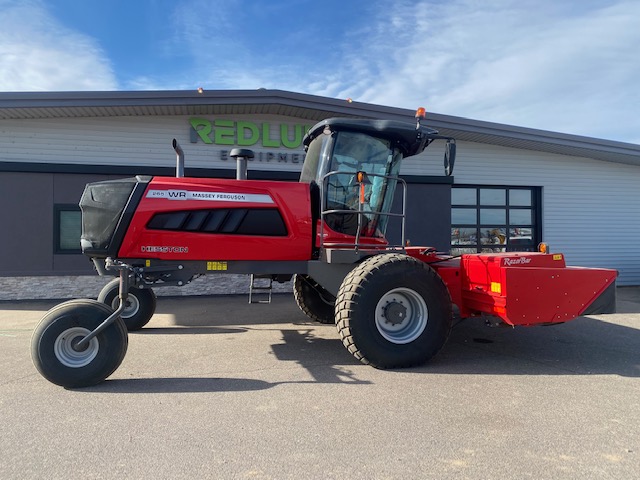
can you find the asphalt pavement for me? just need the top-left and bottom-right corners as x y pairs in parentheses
(1, 288), (639, 479)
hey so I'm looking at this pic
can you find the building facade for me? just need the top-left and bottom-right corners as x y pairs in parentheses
(1, 89), (639, 299)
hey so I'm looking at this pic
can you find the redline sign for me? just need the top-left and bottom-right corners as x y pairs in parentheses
(189, 117), (312, 149)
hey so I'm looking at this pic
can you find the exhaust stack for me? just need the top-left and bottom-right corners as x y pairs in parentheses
(230, 148), (255, 180)
(172, 139), (184, 178)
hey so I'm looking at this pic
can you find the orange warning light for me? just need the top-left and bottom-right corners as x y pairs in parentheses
(415, 107), (426, 119)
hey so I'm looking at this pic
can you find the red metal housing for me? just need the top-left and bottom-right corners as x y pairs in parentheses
(118, 177), (315, 261)
(420, 250), (617, 326)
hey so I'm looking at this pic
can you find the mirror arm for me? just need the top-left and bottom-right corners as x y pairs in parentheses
(422, 134), (456, 142)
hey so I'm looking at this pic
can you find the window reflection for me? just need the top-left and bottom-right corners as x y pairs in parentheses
(452, 188), (476, 205)
(452, 208), (477, 224)
(451, 247), (478, 255)
(481, 247), (506, 253)
(451, 227), (477, 245)
(509, 189), (532, 206)
(480, 209), (506, 224)
(509, 209), (531, 225)
(451, 186), (538, 255)
(480, 189), (505, 205)
(481, 227), (506, 245)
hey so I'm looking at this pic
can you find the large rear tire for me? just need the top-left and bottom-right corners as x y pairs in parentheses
(293, 275), (336, 324)
(98, 279), (156, 331)
(31, 299), (128, 388)
(335, 253), (452, 369)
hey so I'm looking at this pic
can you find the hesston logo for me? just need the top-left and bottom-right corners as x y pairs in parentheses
(141, 246), (188, 254)
(503, 257), (532, 267)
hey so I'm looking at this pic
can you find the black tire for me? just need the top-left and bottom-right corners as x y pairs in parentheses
(31, 299), (128, 388)
(335, 253), (452, 369)
(293, 275), (336, 324)
(98, 279), (156, 331)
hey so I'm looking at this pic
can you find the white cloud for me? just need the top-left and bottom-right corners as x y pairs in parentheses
(0, 0), (117, 91)
(168, 0), (246, 61)
(1, 0), (637, 144)
(312, 0), (640, 143)
(202, 0), (634, 143)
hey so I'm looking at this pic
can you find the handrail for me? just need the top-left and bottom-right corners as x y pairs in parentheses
(319, 171), (407, 252)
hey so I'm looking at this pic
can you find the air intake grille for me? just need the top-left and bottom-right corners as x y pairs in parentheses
(147, 208), (288, 236)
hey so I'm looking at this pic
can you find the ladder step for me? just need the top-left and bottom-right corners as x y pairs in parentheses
(249, 274), (272, 304)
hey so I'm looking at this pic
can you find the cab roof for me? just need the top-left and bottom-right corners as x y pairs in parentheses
(304, 118), (440, 158)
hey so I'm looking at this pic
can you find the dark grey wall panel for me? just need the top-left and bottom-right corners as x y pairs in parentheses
(0, 173), (54, 274)
(387, 183), (451, 251)
(405, 183), (452, 252)
(0, 172), (125, 275)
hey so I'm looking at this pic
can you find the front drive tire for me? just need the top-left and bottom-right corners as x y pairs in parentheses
(293, 275), (336, 324)
(98, 279), (156, 331)
(31, 299), (128, 388)
(335, 253), (452, 369)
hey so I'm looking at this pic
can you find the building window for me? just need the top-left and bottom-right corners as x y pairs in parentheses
(451, 186), (541, 255)
(54, 205), (82, 254)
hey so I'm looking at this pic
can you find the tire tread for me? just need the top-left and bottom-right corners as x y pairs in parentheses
(335, 253), (452, 368)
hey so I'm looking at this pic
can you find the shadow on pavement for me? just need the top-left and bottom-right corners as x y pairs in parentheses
(86, 354), (369, 394)
(271, 329), (367, 383)
(85, 337), (368, 394)
(152, 294), (302, 328)
(414, 315), (640, 377)
(83, 377), (295, 394)
(137, 326), (249, 335)
(80, 311), (640, 395)
(13, 290), (639, 393)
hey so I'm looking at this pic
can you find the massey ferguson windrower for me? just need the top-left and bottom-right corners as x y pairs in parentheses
(31, 110), (617, 387)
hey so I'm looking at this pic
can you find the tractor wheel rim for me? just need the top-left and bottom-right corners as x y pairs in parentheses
(54, 327), (99, 368)
(375, 287), (428, 344)
(111, 294), (140, 319)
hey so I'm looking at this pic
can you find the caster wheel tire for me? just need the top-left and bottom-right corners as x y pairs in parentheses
(335, 253), (452, 369)
(98, 279), (156, 331)
(31, 299), (128, 388)
(293, 274), (336, 324)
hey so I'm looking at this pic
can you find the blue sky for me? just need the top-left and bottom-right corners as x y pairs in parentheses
(1, 0), (639, 144)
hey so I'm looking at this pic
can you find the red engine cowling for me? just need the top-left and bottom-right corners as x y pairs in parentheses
(116, 177), (315, 261)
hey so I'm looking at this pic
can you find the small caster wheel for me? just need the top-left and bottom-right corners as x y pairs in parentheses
(98, 279), (156, 331)
(31, 299), (128, 388)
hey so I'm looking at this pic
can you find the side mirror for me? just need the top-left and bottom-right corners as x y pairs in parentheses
(444, 140), (456, 176)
